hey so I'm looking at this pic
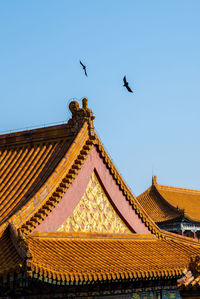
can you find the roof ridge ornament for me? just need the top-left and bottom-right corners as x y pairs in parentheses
(178, 255), (200, 291)
(68, 98), (95, 137)
(9, 222), (32, 263)
(152, 175), (157, 186)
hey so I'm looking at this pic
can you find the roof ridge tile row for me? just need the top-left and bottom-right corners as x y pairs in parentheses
(157, 184), (200, 194)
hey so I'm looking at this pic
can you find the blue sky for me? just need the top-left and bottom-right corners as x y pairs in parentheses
(0, 1), (200, 195)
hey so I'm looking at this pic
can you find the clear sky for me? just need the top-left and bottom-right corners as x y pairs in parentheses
(0, 1), (200, 196)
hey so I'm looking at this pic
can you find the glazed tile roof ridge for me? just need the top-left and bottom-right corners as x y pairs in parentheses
(161, 230), (200, 247)
(156, 183), (200, 195)
(30, 231), (157, 241)
(0, 123), (76, 148)
(93, 134), (162, 238)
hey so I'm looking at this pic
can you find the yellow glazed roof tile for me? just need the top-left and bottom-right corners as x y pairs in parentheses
(137, 186), (182, 223)
(157, 184), (200, 222)
(1, 229), (200, 283)
(0, 128), (76, 228)
(22, 232), (200, 282)
(137, 177), (200, 223)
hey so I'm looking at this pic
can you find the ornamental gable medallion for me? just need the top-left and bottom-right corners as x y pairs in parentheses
(57, 172), (131, 233)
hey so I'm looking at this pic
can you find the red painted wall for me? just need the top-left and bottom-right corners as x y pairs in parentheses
(34, 147), (150, 234)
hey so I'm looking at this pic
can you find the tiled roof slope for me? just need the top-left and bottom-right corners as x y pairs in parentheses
(0, 98), (160, 236)
(137, 186), (182, 223)
(27, 232), (200, 282)
(157, 184), (200, 222)
(2, 230), (200, 283)
(137, 176), (200, 223)
(0, 124), (77, 228)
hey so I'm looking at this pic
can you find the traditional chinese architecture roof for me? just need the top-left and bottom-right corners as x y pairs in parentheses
(0, 98), (159, 236)
(137, 176), (200, 223)
(23, 233), (200, 282)
(0, 98), (200, 291)
(2, 225), (200, 284)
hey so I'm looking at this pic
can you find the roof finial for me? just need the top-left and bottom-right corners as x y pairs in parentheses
(82, 97), (88, 109)
(152, 175), (157, 185)
(68, 98), (95, 137)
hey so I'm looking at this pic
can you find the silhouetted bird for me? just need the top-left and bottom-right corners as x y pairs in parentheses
(80, 60), (88, 77)
(123, 76), (133, 93)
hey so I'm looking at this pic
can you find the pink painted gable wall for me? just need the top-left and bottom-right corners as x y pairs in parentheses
(34, 147), (150, 234)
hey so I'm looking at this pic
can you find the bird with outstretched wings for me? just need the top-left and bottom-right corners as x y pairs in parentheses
(123, 76), (133, 93)
(80, 60), (88, 77)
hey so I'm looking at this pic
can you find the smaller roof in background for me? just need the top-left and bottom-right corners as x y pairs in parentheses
(137, 176), (200, 223)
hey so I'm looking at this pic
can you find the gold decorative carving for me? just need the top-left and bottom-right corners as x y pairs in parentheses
(57, 172), (131, 233)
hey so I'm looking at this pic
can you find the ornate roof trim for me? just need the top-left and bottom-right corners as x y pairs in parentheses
(27, 263), (182, 284)
(178, 255), (200, 290)
(93, 135), (162, 238)
(17, 128), (162, 237)
(14, 127), (162, 237)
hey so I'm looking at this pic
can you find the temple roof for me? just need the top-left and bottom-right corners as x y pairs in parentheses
(0, 98), (158, 236)
(1, 99), (200, 288)
(2, 227), (200, 284)
(26, 233), (200, 282)
(137, 176), (200, 223)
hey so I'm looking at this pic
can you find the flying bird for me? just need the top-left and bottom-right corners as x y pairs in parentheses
(80, 60), (88, 77)
(123, 76), (133, 93)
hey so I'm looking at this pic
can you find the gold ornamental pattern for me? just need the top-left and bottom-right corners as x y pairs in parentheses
(57, 172), (131, 233)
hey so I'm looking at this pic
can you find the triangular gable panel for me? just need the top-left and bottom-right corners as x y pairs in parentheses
(57, 172), (131, 233)
(34, 147), (151, 234)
